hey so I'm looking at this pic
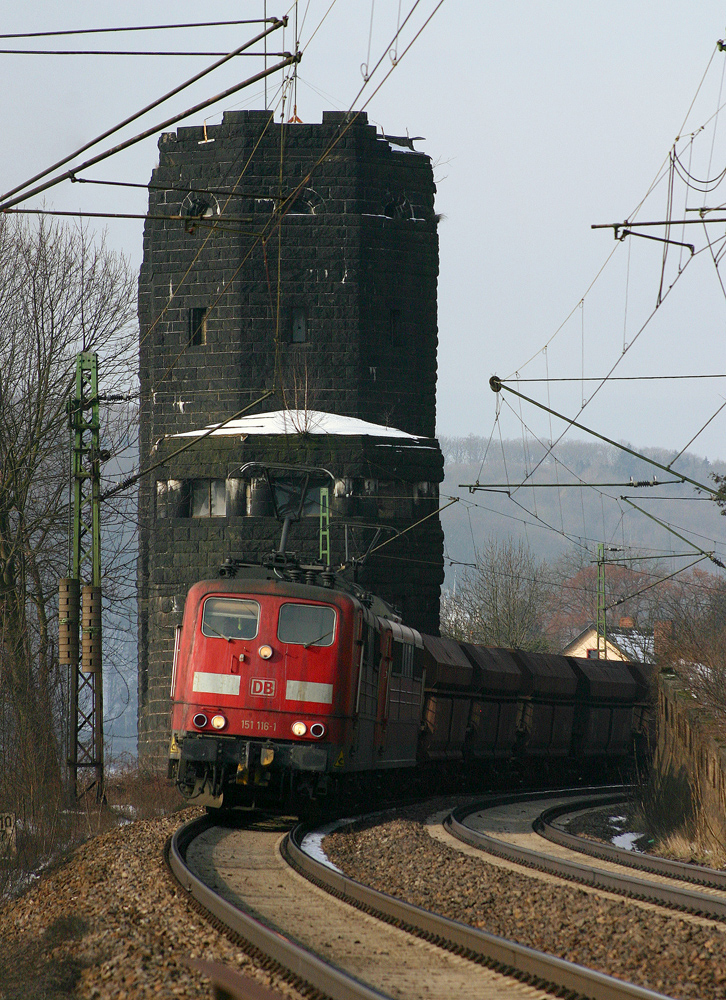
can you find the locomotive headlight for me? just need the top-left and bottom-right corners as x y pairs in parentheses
(210, 714), (226, 730)
(193, 713), (208, 729)
(258, 644), (273, 660)
(291, 721), (307, 736)
(310, 723), (325, 738)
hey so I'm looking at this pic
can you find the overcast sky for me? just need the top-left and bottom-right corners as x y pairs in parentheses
(4, 2), (726, 463)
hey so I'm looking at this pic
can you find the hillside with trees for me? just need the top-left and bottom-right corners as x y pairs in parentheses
(440, 434), (726, 568)
(438, 435), (726, 655)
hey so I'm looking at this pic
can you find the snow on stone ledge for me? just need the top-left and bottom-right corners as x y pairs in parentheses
(173, 408), (426, 441)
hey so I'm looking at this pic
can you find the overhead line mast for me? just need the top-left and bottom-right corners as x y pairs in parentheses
(59, 353), (105, 802)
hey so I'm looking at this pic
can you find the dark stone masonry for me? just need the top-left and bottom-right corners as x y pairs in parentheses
(137, 110), (443, 764)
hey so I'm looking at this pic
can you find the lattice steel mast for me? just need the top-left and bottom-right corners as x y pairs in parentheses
(59, 352), (104, 801)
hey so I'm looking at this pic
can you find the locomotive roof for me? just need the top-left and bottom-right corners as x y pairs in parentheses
(171, 409), (429, 442)
(184, 569), (400, 623)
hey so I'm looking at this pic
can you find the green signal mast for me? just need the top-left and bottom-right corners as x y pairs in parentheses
(595, 543), (624, 658)
(596, 543), (607, 659)
(58, 352), (104, 801)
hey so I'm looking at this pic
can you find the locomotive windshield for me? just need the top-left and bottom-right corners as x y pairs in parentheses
(278, 603), (336, 647)
(202, 597), (260, 639)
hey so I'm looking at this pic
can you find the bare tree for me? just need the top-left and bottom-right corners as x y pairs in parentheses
(441, 536), (551, 650)
(657, 570), (726, 740)
(0, 216), (136, 838)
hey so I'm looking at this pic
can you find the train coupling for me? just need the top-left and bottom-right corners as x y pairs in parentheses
(236, 743), (275, 786)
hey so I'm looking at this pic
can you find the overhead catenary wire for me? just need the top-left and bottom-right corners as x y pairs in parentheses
(606, 555), (711, 610)
(468, 467), (723, 567)
(501, 61), (726, 489)
(138, 0), (405, 382)
(463, 481), (684, 490)
(544, 345), (565, 534)
(495, 395), (649, 519)
(366, 497), (459, 556)
(458, 434), (726, 565)
(667, 397), (726, 468)
(508, 44), (724, 388)
(455, 491), (726, 563)
(5, 207), (265, 235)
(448, 552), (721, 600)
(0, 18), (292, 210)
(620, 496), (726, 568)
(507, 119), (726, 536)
(99, 390), (276, 502)
(0, 49), (290, 57)
(140, 101), (282, 361)
(146, 0), (446, 390)
(499, 374), (726, 382)
(0, 20), (276, 39)
(593, 215), (726, 229)
(69, 175), (287, 200)
(47, 0), (442, 399)
(487, 377), (718, 496)
(699, 214), (726, 302)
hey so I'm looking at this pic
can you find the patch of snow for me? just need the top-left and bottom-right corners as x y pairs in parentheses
(110, 804), (138, 822)
(376, 137), (426, 156)
(374, 443), (438, 450)
(173, 409), (426, 441)
(300, 818), (359, 873)
(612, 832), (640, 851)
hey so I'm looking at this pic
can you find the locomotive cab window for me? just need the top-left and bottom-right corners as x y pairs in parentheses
(278, 604), (336, 647)
(202, 597), (260, 640)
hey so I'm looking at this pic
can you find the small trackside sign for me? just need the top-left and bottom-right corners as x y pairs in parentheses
(250, 678), (276, 697)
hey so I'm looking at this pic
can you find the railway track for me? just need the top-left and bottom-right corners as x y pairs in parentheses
(167, 798), (677, 1000)
(445, 788), (726, 920)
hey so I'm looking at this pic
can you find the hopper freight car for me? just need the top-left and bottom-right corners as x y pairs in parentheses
(168, 561), (650, 812)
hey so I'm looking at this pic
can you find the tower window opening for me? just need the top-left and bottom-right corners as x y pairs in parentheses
(291, 306), (307, 343)
(191, 479), (226, 517)
(287, 187), (323, 215)
(189, 307), (207, 347)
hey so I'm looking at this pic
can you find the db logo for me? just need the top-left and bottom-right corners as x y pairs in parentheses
(250, 678), (276, 697)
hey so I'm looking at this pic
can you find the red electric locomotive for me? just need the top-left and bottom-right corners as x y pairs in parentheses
(168, 464), (650, 812)
(169, 563), (424, 810)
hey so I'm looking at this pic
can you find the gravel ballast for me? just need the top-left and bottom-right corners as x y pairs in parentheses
(323, 803), (726, 1000)
(5, 800), (726, 999)
(0, 809), (304, 1000)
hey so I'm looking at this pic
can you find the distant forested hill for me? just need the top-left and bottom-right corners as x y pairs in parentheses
(439, 436), (726, 583)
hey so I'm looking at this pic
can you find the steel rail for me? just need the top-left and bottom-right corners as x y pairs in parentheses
(446, 794), (726, 921)
(284, 817), (674, 1000)
(168, 814), (390, 1000)
(535, 799), (726, 891)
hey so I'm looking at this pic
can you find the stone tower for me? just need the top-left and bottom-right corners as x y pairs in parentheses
(137, 110), (443, 764)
